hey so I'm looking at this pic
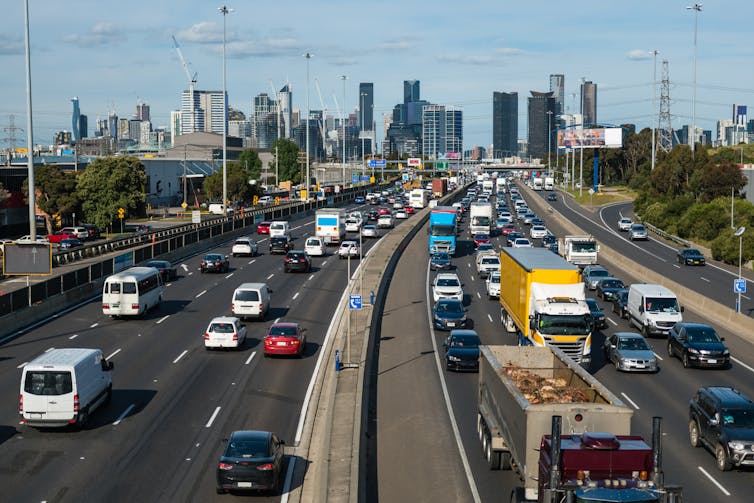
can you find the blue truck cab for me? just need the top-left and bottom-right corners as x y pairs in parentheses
(429, 206), (458, 256)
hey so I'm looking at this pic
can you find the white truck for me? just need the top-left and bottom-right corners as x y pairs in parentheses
(469, 201), (492, 235)
(315, 208), (346, 245)
(532, 177), (544, 191)
(544, 176), (554, 190)
(482, 179), (494, 194)
(476, 251), (500, 279)
(558, 235), (599, 267)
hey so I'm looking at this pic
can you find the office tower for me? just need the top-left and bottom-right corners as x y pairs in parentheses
(733, 105), (748, 144)
(359, 83), (374, 131)
(253, 93), (277, 148)
(135, 102), (150, 122)
(404, 80), (420, 104)
(493, 92), (518, 158)
(549, 74), (565, 115)
(128, 119), (141, 141)
(278, 84), (292, 139)
(78, 114), (87, 139)
(71, 97), (80, 142)
(407, 100), (429, 126)
(422, 105), (463, 158)
(444, 106), (463, 155)
(527, 91), (558, 159)
(170, 110), (182, 144)
(108, 112), (118, 140)
(229, 120), (252, 139)
(180, 89), (225, 135)
(580, 81), (597, 125)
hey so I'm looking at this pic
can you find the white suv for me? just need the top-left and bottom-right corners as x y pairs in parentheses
(432, 273), (464, 303)
(618, 217), (633, 231)
(231, 237), (258, 257)
(304, 236), (326, 256)
(338, 240), (360, 259)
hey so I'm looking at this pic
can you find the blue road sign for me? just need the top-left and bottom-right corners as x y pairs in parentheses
(349, 294), (362, 310)
(734, 279), (747, 294)
(352, 174), (359, 184)
(368, 159), (387, 168)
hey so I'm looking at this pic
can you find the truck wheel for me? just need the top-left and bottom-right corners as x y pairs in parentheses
(716, 444), (732, 471)
(486, 439), (501, 470)
(481, 427), (489, 457)
(689, 420), (701, 448)
(477, 415), (485, 444)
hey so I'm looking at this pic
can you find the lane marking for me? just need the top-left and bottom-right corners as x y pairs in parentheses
(267, 273), (274, 280)
(308, 274), (314, 281)
(106, 348), (121, 360)
(487, 314), (493, 323)
(90, 322), (98, 328)
(248, 259), (256, 264)
(621, 392), (640, 409)
(607, 317), (618, 326)
(173, 350), (188, 364)
(181, 264), (189, 272)
(205, 406), (221, 428)
(225, 272), (234, 279)
(471, 275), (475, 281)
(68, 334), (79, 340)
(476, 292), (481, 299)
(196, 290), (206, 298)
(653, 352), (664, 361)
(731, 356), (754, 373)
(697, 466), (731, 496)
(113, 404), (135, 425)
(188, 272), (193, 276)
(322, 260), (328, 266)
(45, 347), (55, 352)
(743, 294), (751, 300)
(274, 317), (280, 323)
(292, 292), (300, 300)
(701, 277), (710, 283)
(673, 264), (681, 269)
(280, 457), (297, 503)
(156, 315), (170, 324)
(245, 351), (256, 365)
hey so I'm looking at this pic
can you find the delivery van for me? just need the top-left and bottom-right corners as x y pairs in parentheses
(627, 284), (683, 337)
(231, 282), (272, 320)
(268, 221), (290, 237)
(19, 348), (114, 428)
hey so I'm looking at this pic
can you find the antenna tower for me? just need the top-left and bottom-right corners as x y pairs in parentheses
(658, 60), (673, 153)
(2, 114), (24, 151)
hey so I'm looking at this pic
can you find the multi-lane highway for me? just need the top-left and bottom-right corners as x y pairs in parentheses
(0, 200), (407, 502)
(373, 181), (754, 502)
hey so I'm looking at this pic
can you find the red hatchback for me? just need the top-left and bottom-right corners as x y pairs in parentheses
(403, 206), (415, 215)
(501, 224), (517, 236)
(264, 322), (306, 357)
(473, 233), (491, 248)
(257, 221), (272, 234)
(377, 207), (391, 216)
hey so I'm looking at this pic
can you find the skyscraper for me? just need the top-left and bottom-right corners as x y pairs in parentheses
(359, 83), (374, 131)
(422, 105), (463, 158)
(493, 92), (518, 158)
(180, 90), (225, 135)
(527, 91), (558, 159)
(135, 102), (150, 122)
(581, 81), (597, 125)
(71, 97), (80, 142)
(78, 114), (87, 139)
(549, 74), (565, 115)
(404, 80), (420, 104)
(278, 84), (292, 139)
(253, 93), (277, 148)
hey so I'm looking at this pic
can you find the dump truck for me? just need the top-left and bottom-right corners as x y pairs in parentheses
(478, 345), (683, 503)
(499, 247), (592, 365)
(558, 235), (599, 267)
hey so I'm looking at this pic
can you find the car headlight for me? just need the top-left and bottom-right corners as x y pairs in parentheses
(448, 355), (461, 362)
(688, 348), (700, 354)
(723, 349), (730, 355)
(729, 441), (748, 451)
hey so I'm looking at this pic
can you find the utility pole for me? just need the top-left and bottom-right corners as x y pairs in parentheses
(304, 52), (312, 200)
(23, 0), (36, 240)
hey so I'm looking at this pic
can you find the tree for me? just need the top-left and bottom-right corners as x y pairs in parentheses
(237, 149), (263, 182)
(690, 160), (746, 203)
(202, 162), (252, 204)
(271, 138), (300, 183)
(24, 165), (80, 234)
(76, 156), (146, 231)
(0, 182), (9, 207)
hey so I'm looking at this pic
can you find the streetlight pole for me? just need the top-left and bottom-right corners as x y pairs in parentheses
(687, 3), (702, 156)
(341, 75), (347, 185)
(304, 52), (312, 200)
(218, 5), (232, 215)
(651, 49), (659, 171)
(735, 226), (745, 313)
(23, 0), (36, 240)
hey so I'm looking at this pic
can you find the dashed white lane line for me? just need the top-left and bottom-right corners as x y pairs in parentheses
(487, 314), (493, 323)
(225, 272), (234, 279)
(196, 290), (207, 298)
(653, 353), (663, 361)
(467, 263), (471, 268)
(743, 294), (751, 300)
(308, 274), (314, 281)
(248, 259), (256, 264)
(245, 351), (257, 365)
(205, 406), (221, 428)
(106, 348), (122, 360)
(322, 260), (328, 266)
(476, 292), (481, 299)
(45, 347), (55, 352)
(173, 350), (188, 364)
(292, 292), (300, 300)
(69, 334), (79, 340)
(113, 404), (135, 425)
(701, 277), (710, 283)
(181, 264), (189, 272)
(156, 315), (170, 324)
(607, 318), (618, 326)
(621, 392), (640, 410)
(188, 272), (193, 276)
(732, 356), (754, 373)
(267, 273), (274, 280)
(90, 322), (98, 328)
(673, 264), (681, 269)
(697, 466), (731, 496)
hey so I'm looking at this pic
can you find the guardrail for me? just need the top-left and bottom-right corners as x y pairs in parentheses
(639, 221), (693, 248)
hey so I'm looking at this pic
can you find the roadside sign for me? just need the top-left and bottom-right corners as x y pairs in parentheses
(352, 174), (359, 184)
(349, 294), (362, 310)
(734, 279), (746, 294)
(181, 201), (188, 209)
(192, 210), (201, 224)
(368, 159), (387, 168)
(407, 158), (421, 167)
(2, 243), (52, 275)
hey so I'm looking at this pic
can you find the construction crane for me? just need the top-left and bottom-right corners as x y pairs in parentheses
(313, 78), (329, 157)
(172, 35), (197, 133)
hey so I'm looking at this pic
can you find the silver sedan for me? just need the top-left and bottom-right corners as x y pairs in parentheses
(603, 332), (658, 372)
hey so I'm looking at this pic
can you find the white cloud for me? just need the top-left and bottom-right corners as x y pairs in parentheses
(63, 22), (123, 47)
(626, 49), (653, 61)
(175, 22), (224, 44)
(0, 35), (23, 55)
(379, 37), (419, 51)
(437, 47), (525, 65)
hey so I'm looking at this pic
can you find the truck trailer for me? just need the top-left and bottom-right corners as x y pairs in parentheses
(428, 206), (457, 255)
(478, 345), (682, 503)
(558, 235), (600, 267)
(315, 208), (346, 245)
(544, 176), (554, 190)
(499, 247), (592, 365)
(431, 178), (447, 198)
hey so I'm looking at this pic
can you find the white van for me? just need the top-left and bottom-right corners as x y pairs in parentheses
(208, 203), (231, 215)
(269, 221), (290, 237)
(627, 284), (684, 337)
(20, 348), (114, 428)
(231, 282), (272, 320)
(102, 267), (164, 317)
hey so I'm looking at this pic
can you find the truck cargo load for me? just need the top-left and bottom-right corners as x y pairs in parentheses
(431, 178), (447, 198)
(499, 248), (592, 364)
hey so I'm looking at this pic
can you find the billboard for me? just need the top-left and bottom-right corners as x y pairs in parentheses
(407, 158), (421, 166)
(2, 243), (52, 276)
(558, 127), (622, 149)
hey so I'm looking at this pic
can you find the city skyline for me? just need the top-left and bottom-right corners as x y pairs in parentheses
(2, 1), (754, 151)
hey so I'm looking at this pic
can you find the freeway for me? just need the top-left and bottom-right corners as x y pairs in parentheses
(374, 183), (754, 502)
(0, 200), (403, 502)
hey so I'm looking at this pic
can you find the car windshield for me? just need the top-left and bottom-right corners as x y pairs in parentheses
(268, 326), (298, 336)
(538, 314), (592, 335)
(432, 253), (450, 261)
(210, 322), (235, 333)
(685, 326), (721, 343)
(450, 335), (479, 348)
(481, 257), (499, 265)
(226, 438), (269, 458)
(586, 299), (599, 311)
(235, 240), (251, 246)
(720, 409), (754, 428)
(436, 302), (463, 314)
(205, 254), (223, 261)
(431, 225), (455, 236)
(589, 269), (609, 278)
(618, 337), (649, 351)
(645, 297), (680, 313)
(573, 242), (596, 252)
(685, 249), (702, 257)
(602, 279), (624, 289)
(436, 278), (460, 287)
(489, 274), (500, 284)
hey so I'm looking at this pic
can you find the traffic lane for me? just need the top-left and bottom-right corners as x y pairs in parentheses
(375, 220), (476, 503)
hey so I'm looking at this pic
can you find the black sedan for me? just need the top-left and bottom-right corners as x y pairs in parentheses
(366, 209), (379, 221)
(269, 236), (292, 254)
(144, 260), (177, 281)
(611, 288), (629, 319)
(443, 329), (480, 372)
(667, 322), (730, 368)
(546, 193), (557, 201)
(216, 430), (285, 494)
(432, 299), (468, 330)
(430, 252), (452, 271)
(585, 298), (606, 330)
(200, 253), (229, 273)
(595, 277), (626, 301)
(677, 248), (706, 266)
(57, 238), (84, 250)
(283, 250), (312, 273)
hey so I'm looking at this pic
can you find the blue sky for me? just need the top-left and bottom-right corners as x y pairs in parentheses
(2, 0), (753, 151)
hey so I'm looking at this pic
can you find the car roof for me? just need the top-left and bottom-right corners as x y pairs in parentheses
(270, 322), (299, 328)
(700, 387), (754, 408)
(449, 329), (478, 338)
(614, 332), (644, 340)
(436, 272), (460, 280)
(229, 430), (272, 442)
(210, 316), (239, 324)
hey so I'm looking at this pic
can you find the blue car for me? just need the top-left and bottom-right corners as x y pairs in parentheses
(432, 299), (468, 330)
(443, 329), (480, 372)
(354, 196), (366, 204)
(430, 252), (452, 271)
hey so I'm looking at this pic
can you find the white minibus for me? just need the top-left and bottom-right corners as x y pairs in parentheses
(102, 266), (164, 317)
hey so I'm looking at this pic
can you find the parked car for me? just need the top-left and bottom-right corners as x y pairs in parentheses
(629, 223), (648, 240)
(338, 240), (360, 259)
(264, 322), (306, 357)
(618, 217), (633, 231)
(585, 298), (606, 330)
(432, 273), (464, 303)
(667, 322), (730, 368)
(677, 248), (706, 266)
(361, 225), (379, 238)
(611, 288), (630, 319)
(256, 221), (272, 234)
(144, 260), (177, 281)
(57, 238), (84, 250)
(46, 230), (77, 244)
(432, 299), (468, 330)
(304, 236), (326, 256)
(443, 329), (481, 372)
(232, 237), (259, 257)
(429, 252), (452, 271)
(200, 253), (229, 273)
(582, 265), (610, 290)
(204, 316), (247, 350)
(216, 430), (285, 493)
(269, 236), (293, 255)
(603, 332), (658, 372)
(283, 250), (312, 273)
(16, 235), (49, 244)
(596, 277), (626, 301)
(688, 386), (754, 471)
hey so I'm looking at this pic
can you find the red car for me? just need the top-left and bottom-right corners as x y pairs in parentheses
(403, 206), (415, 215)
(473, 233), (491, 248)
(46, 231), (77, 244)
(263, 322), (306, 357)
(377, 207), (391, 216)
(256, 221), (272, 234)
(501, 224), (517, 236)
